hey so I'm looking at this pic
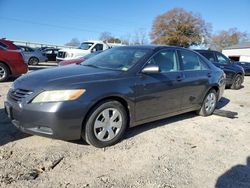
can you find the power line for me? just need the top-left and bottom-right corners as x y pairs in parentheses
(0, 16), (127, 35)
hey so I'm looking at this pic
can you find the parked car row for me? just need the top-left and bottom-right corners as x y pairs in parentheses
(3, 42), (250, 147)
(17, 45), (48, 65)
(0, 39), (63, 81)
(5, 45), (227, 147)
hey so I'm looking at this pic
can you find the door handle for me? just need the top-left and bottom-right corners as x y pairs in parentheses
(220, 66), (225, 69)
(207, 72), (212, 77)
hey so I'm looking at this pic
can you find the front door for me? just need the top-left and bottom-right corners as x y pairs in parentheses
(215, 52), (235, 83)
(135, 49), (184, 121)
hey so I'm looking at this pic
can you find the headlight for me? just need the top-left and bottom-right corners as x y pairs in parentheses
(32, 89), (85, 103)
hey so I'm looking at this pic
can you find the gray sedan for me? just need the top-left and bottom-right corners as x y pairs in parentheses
(17, 45), (48, 65)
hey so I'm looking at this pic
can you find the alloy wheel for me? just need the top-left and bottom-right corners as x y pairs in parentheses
(0, 66), (6, 79)
(204, 93), (216, 114)
(235, 76), (242, 88)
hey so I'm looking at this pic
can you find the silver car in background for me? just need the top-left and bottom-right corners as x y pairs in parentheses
(17, 45), (48, 65)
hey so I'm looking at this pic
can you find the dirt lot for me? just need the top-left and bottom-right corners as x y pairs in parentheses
(0, 70), (250, 188)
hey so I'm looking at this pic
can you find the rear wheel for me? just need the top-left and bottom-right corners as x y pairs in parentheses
(0, 63), (10, 82)
(83, 100), (128, 148)
(231, 74), (243, 90)
(28, 57), (39, 65)
(197, 89), (217, 116)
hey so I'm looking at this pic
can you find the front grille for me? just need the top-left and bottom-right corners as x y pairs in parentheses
(9, 89), (33, 102)
(57, 51), (66, 58)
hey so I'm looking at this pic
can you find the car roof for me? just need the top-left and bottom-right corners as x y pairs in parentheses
(114, 45), (189, 51)
(194, 49), (218, 53)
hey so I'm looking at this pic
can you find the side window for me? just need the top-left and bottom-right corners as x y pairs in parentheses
(179, 50), (206, 71)
(27, 47), (34, 52)
(45, 50), (53, 54)
(200, 52), (216, 62)
(216, 52), (230, 64)
(54, 50), (59, 54)
(148, 50), (178, 73)
(92, 44), (103, 52)
(199, 57), (210, 70)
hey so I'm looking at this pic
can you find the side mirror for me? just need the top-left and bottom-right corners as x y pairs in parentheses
(142, 64), (160, 74)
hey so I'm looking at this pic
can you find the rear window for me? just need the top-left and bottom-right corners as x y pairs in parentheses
(0, 42), (8, 49)
(199, 52), (216, 62)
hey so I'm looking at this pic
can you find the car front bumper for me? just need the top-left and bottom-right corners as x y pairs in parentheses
(4, 97), (89, 140)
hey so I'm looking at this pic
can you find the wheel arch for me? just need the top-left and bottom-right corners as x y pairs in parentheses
(81, 95), (132, 133)
(0, 61), (12, 74)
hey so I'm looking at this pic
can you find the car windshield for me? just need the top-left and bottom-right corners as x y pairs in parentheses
(78, 42), (94, 50)
(82, 48), (150, 71)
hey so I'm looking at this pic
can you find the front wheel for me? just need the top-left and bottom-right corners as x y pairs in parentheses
(197, 89), (217, 116)
(83, 100), (128, 148)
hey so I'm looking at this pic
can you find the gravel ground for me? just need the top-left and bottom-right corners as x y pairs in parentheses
(0, 71), (250, 188)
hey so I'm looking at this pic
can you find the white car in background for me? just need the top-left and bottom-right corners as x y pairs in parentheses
(17, 45), (48, 65)
(56, 40), (120, 61)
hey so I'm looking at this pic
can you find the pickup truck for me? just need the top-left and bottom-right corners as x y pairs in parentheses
(56, 41), (110, 61)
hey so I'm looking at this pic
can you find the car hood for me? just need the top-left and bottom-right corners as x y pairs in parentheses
(231, 63), (245, 71)
(235, 62), (250, 67)
(12, 65), (122, 91)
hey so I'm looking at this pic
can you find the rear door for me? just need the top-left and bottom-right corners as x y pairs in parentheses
(177, 49), (211, 110)
(135, 49), (184, 121)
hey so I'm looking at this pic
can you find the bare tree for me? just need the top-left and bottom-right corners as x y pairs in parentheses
(99, 32), (113, 41)
(65, 38), (80, 47)
(210, 28), (249, 51)
(99, 32), (122, 43)
(150, 8), (211, 48)
(132, 28), (148, 45)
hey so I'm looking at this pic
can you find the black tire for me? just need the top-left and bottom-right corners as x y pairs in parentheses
(83, 100), (128, 148)
(0, 63), (10, 82)
(230, 74), (243, 90)
(28, 57), (39, 65)
(197, 89), (217, 117)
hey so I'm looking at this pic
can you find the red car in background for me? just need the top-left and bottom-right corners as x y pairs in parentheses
(59, 51), (102, 66)
(0, 38), (19, 50)
(0, 39), (28, 82)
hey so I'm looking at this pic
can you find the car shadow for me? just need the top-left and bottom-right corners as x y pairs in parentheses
(214, 97), (238, 119)
(216, 97), (230, 109)
(215, 156), (250, 188)
(0, 108), (29, 146)
(124, 112), (196, 140)
(125, 97), (234, 140)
